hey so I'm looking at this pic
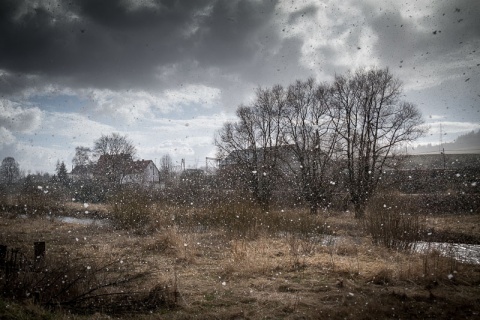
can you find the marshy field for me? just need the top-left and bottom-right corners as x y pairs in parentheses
(1, 192), (480, 319)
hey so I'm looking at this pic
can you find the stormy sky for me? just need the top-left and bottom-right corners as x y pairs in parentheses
(1, 0), (479, 173)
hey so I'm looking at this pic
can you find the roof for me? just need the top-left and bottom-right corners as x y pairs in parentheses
(125, 160), (154, 174)
(93, 154), (159, 175)
(71, 164), (94, 175)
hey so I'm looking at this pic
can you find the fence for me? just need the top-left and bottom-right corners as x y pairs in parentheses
(0, 241), (46, 278)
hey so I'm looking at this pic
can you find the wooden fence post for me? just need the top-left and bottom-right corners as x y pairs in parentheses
(34, 241), (45, 268)
(0, 245), (6, 268)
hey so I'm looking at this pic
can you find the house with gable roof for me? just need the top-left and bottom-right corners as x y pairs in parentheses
(122, 159), (160, 187)
(86, 154), (160, 187)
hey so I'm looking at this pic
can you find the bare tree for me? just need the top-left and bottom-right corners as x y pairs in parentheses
(0, 157), (20, 185)
(160, 154), (173, 187)
(72, 146), (92, 167)
(93, 133), (137, 186)
(71, 146), (94, 180)
(93, 133), (136, 159)
(330, 68), (425, 218)
(216, 69), (424, 217)
(282, 79), (340, 214)
(216, 85), (286, 211)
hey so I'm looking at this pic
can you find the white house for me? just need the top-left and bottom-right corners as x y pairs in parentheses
(121, 159), (161, 187)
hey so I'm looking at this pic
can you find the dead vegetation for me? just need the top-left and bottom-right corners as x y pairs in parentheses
(1, 199), (480, 319)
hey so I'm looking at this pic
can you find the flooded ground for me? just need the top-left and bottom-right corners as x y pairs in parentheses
(416, 241), (480, 265)
(50, 216), (480, 265)
(53, 215), (109, 226)
(320, 235), (480, 265)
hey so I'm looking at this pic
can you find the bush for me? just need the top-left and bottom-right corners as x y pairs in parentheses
(365, 193), (424, 251)
(0, 248), (175, 315)
(71, 179), (107, 203)
(108, 187), (153, 230)
(15, 178), (66, 215)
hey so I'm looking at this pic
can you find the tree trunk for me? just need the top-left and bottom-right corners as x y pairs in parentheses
(309, 201), (319, 215)
(260, 198), (270, 213)
(354, 201), (366, 219)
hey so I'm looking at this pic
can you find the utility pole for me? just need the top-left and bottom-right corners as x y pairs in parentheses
(439, 124), (446, 170)
(441, 148), (446, 170)
(439, 124), (444, 153)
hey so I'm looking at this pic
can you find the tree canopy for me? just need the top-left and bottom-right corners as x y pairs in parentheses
(93, 133), (136, 159)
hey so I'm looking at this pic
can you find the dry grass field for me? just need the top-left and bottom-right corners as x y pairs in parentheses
(1, 203), (480, 319)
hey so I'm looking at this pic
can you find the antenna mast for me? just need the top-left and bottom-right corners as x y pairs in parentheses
(439, 123), (443, 152)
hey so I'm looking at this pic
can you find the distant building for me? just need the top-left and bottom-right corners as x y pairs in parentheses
(219, 145), (301, 173)
(122, 159), (160, 187)
(70, 154), (161, 187)
(220, 146), (480, 194)
(93, 154), (133, 184)
(68, 164), (95, 181)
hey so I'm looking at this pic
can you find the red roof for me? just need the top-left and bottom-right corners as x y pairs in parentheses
(125, 160), (153, 174)
(93, 155), (156, 176)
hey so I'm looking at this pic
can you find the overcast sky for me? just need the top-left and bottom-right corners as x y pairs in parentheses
(1, 0), (479, 173)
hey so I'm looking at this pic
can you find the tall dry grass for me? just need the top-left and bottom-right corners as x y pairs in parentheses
(108, 187), (153, 230)
(364, 193), (424, 250)
(151, 201), (328, 243)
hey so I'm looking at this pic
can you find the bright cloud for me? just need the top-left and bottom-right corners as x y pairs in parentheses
(0, 99), (42, 133)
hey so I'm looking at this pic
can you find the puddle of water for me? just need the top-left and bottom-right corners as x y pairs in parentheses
(416, 241), (480, 265)
(53, 216), (109, 226)
(320, 235), (480, 265)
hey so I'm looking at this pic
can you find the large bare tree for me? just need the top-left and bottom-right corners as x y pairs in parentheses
(216, 85), (286, 211)
(93, 133), (136, 159)
(282, 79), (341, 214)
(329, 68), (425, 218)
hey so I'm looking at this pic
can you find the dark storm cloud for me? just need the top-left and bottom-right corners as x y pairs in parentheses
(365, 0), (480, 69)
(3, 0), (475, 114)
(0, 0), (306, 98)
(0, 71), (38, 96)
(0, 0), (204, 89)
(355, 0), (479, 125)
(188, 0), (278, 67)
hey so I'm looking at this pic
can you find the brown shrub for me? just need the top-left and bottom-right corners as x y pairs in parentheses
(365, 193), (424, 250)
(108, 187), (153, 230)
(143, 229), (182, 256)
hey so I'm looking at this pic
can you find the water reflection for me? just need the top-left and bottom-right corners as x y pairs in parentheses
(416, 241), (480, 265)
(52, 215), (109, 226)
